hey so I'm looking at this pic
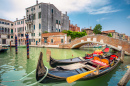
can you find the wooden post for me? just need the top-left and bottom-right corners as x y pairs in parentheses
(15, 35), (18, 54)
(46, 49), (51, 62)
(120, 50), (124, 63)
(10, 41), (11, 49)
(118, 67), (130, 86)
(26, 33), (29, 59)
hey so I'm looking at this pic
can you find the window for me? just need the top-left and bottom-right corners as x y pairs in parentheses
(7, 23), (10, 25)
(31, 33), (33, 36)
(39, 5), (41, 8)
(11, 40), (13, 42)
(11, 36), (13, 39)
(52, 9), (53, 13)
(15, 23), (16, 25)
(0, 21), (1, 24)
(34, 39), (35, 42)
(56, 20), (58, 24)
(21, 21), (23, 24)
(39, 23), (41, 29)
(0, 35), (1, 38)
(51, 39), (53, 43)
(69, 39), (71, 43)
(15, 28), (16, 32)
(7, 35), (10, 39)
(39, 39), (40, 42)
(34, 7), (35, 10)
(38, 12), (41, 18)
(11, 24), (13, 26)
(44, 38), (47, 43)
(39, 32), (41, 36)
(61, 39), (63, 43)
(31, 8), (33, 11)
(59, 29), (60, 32)
(59, 21), (60, 24)
(27, 10), (29, 12)
(34, 25), (35, 30)
(56, 29), (58, 32)
(21, 34), (23, 37)
(34, 33), (35, 36)
(33, 14), (35, 20)
(11, 29), (13, 33)
(25, 26), (26, 30)
(2, 22), (4, 24)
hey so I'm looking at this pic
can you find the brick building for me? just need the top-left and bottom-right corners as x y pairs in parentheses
(81, 27), (94, 35)
(102, 30), (120, 39)
(41, 32), (71, 45)
(69, 23), (80, 32)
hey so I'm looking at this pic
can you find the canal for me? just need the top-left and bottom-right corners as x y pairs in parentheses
(0, 47), (130, 86)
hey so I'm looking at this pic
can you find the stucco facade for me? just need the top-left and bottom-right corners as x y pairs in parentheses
(0, 18), (14, 45)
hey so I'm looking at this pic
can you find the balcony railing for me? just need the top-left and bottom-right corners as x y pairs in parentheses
(0, 32), (13, 35)
(18, 31), (24, 34)
(25, 19), (33, 24)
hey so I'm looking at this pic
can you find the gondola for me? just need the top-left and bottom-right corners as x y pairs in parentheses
(49, 55), (93, 67)
(36, 51), (121, 83)
(49, 48), (110, 67)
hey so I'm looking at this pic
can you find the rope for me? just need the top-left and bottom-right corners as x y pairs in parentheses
(0, 66), (48, 86)
(27, 66), (48, 86)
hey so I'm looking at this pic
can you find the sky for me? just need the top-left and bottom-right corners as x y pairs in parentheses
(0, 0), (130, 36)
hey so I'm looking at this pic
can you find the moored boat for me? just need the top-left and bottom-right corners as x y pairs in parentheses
(49, 48), (110, 67)
(36, 51), (121, 83)
(0, 45), (8, 53)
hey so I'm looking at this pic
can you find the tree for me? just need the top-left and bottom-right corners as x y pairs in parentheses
(108, 33), (112, 37)
(62, 30), (87, 39)
(93, 24), (102, 34)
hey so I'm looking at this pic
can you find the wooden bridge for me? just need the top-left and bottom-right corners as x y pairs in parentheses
(59, 35), (130, 55)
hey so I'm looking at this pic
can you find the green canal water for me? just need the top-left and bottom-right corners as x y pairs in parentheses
(0, 47), (130, 86)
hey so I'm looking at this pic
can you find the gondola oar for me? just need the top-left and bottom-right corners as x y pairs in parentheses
(66, 65), (108, 83)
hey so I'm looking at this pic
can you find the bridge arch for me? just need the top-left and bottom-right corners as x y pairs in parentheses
(59, 35), (130, 55)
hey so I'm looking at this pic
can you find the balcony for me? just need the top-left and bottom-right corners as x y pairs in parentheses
(18, 31), (24, 34)
(25, 19), (33, 24)
(26, 29), (34, 33)
(0, 32), (13, 35)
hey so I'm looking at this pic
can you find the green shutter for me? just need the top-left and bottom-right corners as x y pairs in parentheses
(11, 29), (13, 33)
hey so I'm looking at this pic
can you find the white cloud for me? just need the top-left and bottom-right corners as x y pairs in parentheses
(125, 0), (130, 4)
(127, 15), (130, 19)
(86, 6), (120, 15)
(96, 18), (108, 22)
(0, 0), (120, 21)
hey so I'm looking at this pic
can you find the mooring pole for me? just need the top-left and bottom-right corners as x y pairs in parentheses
(120, 50), (124, 63)
(15, 35), (18, 54)
(10, 41), (11, 50)
(118, 67), (130, 86)
(26, 33), (29, 59)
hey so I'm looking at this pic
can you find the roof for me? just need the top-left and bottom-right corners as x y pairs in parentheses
(0, 18), (13, 23)
(102, 30), (115, 33)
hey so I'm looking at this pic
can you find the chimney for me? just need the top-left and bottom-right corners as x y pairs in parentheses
(24, 16), (25, 19)
(16, 18), (18, 21)
(36, 0), (38, 5)
(90, 26), (92, 29)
